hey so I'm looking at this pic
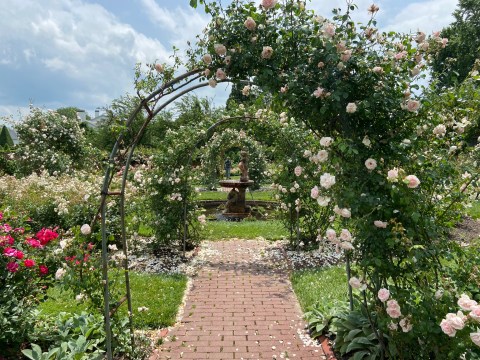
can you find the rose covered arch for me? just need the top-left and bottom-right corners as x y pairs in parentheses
(94, 1), (479, 358)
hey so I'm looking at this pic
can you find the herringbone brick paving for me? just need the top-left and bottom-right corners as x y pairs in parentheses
(151, 239), (325, 360)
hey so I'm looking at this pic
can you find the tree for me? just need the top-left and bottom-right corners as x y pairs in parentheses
(431, 0), (480, 87)
(0, 126), (14, 148)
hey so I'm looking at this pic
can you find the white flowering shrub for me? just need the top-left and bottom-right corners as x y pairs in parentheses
(14, 106), (96, 176)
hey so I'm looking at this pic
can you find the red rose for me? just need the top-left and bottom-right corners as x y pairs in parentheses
(6, 261), (19, 272)
(39, 265), (48, 276)
(24, 259), (35, 268)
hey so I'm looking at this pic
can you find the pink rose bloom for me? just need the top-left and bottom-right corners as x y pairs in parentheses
(471, 332), (480, 347)
(214, 43), (227, 56)
(336, 41), (347, 52)
(378, 288), (390, 302)
(294, 166), (302, 176)
(404, 175), (420, 188)
(280, 85), (288, 93)
(458, 294), (478, 311)
(6, 261), (19, 273)
(323, 23), (336, 38)
(441, 38), (448, 48)
(440, 319), (456, 337)
(346, 102), (357, 113)
(315, 150), (329, 163)
(0, 235), (14, 247)
(406, 99), (420, 112)
(3, 247), (17, 257)
(320, 173), (336, 189)
(445, 312), (466, 330)
(310, 186), (319, 199)
(154, 63), (164, 73)
(415, 31), (426, 43)
(244, 17), (256, 30)
(208, 79), (217, 88)
(261, 46), (274, 59)
(24, 259), (35, 268)
(202, 54), (212, 64)
(341, 50), (352, 62)
(313, 87), (325, 98)
(36, 228), (59, 245)
(26, 238), (42, 248)
(216, 68), (227, 80)
(387, 168), (399, 182)
(374, 221), (388, 228)
(433, 124), (446, 137)
(198, 214), (207, 225)
(320, 137), (333, 147)
(365, 158), (377, 170)
(325, 229), (336, 242)
(204, 69), (211, 76)
(340, 229), (352, 242)
(317, 196), (331, 207)
(349, 277), (364, 289)
(242, 85), (250, 96)
(386, 300), (402, 318)
(340, 208), (351, 218)
(469, 306), (480, 322)
(340, 241), (354, 250)
(261, 0), (277, 10)
(394, 51), (407, 60)
(399, 318), (413, 332)
(372, 66), (384, 74)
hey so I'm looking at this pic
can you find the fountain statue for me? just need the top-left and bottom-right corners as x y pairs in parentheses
(219, 150), (254, 219)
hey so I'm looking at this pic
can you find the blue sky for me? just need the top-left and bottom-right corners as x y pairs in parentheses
(0, 0), (458, 122)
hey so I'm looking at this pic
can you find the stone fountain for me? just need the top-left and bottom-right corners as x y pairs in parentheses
(218, 150), (254, 219)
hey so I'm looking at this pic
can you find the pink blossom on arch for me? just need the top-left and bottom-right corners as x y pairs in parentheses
(374, 221), (388, 228)
(341, 50), (352, 62)
(404, 175), (420, 188)
(244, 17), (256, 30)
(310, 186), (320, 199)
(471, 332), (480, 347)
(406, 99), (420, 112)
(346, 102), (357, 113)
(202, 54), (212, 64)
(440, 319), (457, 337)
(216, 68), (227, 80)
(214, 43), (227, 56)
(386, 299), (402, 318)
(261, 0), (277, 10)
(323, 23), (336, 38)
(387, 168), (399, 182)
(319, 137), (333, 147)
(458, 294), (478, 311)
(154, 63), (164, 73)
(261, 46), (274, 59)
(378, 288), (390, 302)
(294, 166), (302, 177)
(365, 158), (377, 170)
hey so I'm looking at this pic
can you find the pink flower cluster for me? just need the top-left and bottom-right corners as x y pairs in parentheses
(325, 228), (354, 251)
(440, 294), (480, 346)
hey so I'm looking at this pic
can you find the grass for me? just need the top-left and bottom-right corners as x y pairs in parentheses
(291, 265), (348, 311)
(39, 272), (187, 329)
(201, 219), (288, 240)
(467, 200), (480, 219)
(195, 189), (275, 201)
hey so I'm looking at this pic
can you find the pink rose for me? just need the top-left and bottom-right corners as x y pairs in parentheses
(320, 173), (336, 189)
(0, 235), (14, 246)
(214, 43), (227, 56)
(346, 102), (357, 113)
(244, 17), (256, 31)
(341, 50), (352, 62)
(365, 158), (377, 170)
(6, 261), (19, 273)
(433, 124), (446, 137)
(406, 99), (420, 112)
(440, 319), (456, 337)
(242, 85), (250, 96)
(471, 332), (480, 347)
(340, 229), (352, 241)
(378, 288), (390, 302)
(154, 63), (164, 73)
(261, 46), (274, 59)
(208, 79), (217, 88)
(415, 31), (426, 43)
(404, 175), (420, 188)
(39, 265), (48, 276)
(372, 66), (384, 74)
(36, 228), (59, 245)
(445, 312), (465, 330)
(323, 23), (335, 38)
(399, 318), (412, 332)
(349, 277), (365, 290)
(313, 87), (325, 98)
(387, 168), (399, 182)
(26, 238), (42, 248)
(261, 0), (277, 10)
(458, 294), (478, 311)
(394, 51), (407, 60)
(202, 54), (212, 64)
(386, 300), (402, 318)
(319, 137), (333, 147)
(325, 229), (336, 242)
(216, 68), (227, 80)
(469, 306), (480, 322)
(310, 186), (320, 199)
(204, 69), (211, 76)
(294, 166), (302, 177)
(317, 196), (331, 207)
(3, 247), (17, 257)
(374, 221), (388, 228)
(340, 208), (351, 218)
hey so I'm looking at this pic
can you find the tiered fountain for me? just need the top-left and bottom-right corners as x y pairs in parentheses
(218, 150), (254, 220)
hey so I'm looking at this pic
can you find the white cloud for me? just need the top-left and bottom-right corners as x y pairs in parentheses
(0, 0), (171, 113)
(381, 0), (456, 34)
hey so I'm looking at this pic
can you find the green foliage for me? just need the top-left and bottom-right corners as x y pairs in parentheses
(0, 125), (14, 148)
(304, 301), (348, 339)
(430, 0), (480, 87)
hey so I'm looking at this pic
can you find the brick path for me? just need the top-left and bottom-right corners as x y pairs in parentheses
(152, 239), (325, 360)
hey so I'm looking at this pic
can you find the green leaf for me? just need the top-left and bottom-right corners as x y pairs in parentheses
(189, 0), (197, 8)
(353, 350), (370, 360)
(345, 328), (363, 341)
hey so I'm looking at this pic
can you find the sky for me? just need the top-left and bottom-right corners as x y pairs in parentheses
(0, 0), (458, 123)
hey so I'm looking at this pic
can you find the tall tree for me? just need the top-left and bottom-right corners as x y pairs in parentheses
(431, 0), (480, 87)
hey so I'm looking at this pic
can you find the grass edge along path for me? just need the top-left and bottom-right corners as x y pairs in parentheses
(39, 272), (187, 329)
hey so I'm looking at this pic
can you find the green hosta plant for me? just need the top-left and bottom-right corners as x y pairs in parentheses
(304, 301), (348, 339)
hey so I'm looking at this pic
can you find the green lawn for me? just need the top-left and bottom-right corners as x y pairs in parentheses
(201, 219), (288, 240)
(468, 200), (480, 219)
(39, 272), (187, 329)
(195, 189), (274, 201)
(291, 265), (348, 311)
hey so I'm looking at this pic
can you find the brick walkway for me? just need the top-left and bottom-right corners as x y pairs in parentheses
(152, 239), (325, 360)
